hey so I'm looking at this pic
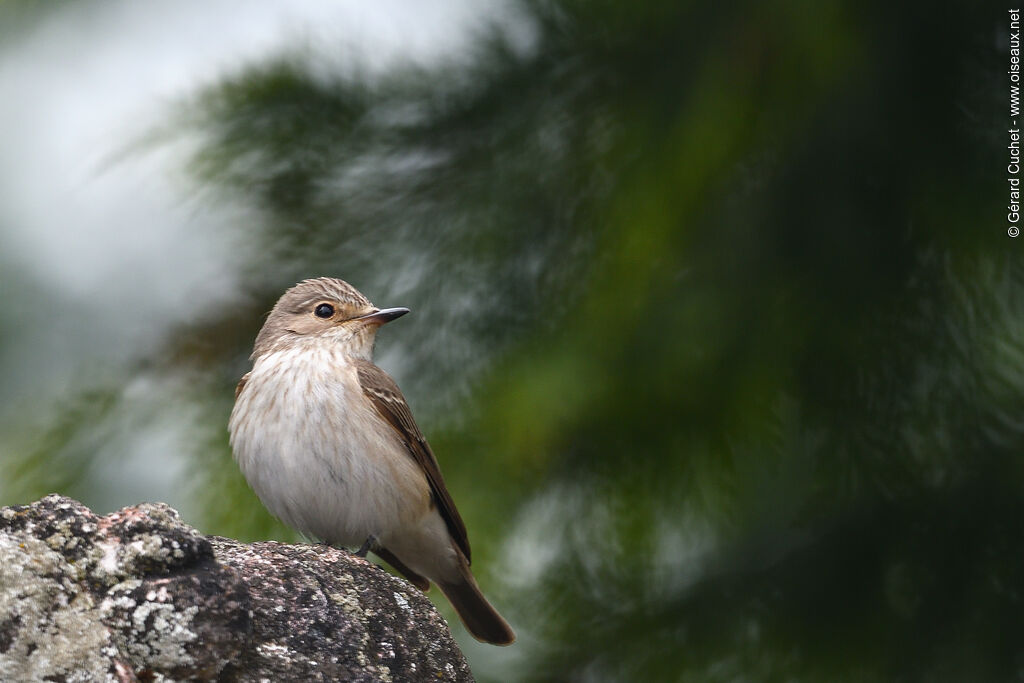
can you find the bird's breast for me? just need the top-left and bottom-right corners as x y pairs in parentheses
(228, 345), (430, 545)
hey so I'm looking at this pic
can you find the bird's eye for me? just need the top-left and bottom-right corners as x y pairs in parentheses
(314, 303), (335, 319)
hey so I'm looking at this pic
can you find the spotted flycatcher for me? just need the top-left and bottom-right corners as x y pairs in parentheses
(229, 277), (515, 645)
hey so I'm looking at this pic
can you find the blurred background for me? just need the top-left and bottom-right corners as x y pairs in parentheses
(0, 0), (1020, 680)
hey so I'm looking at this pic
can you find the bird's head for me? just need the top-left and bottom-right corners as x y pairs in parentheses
(252, 277), (408, 361)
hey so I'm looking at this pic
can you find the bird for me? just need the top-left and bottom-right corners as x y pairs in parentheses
(228, 277), (515, 645)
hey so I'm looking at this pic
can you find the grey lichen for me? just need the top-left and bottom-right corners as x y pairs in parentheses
(1, 496), (474, 682)
(99, 579), (198, 675)
(0, 533), (119, 682)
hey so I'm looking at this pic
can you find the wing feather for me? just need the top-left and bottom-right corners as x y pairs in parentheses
(355, 360), (472, 563)
(235, 372), (251, 399)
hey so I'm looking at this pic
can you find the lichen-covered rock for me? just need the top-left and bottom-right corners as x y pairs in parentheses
(0, 495), (473, 682)
(0, 533), (132, 682)
(212, 538), (473, 681)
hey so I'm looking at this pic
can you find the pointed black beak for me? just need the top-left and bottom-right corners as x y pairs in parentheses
(356, 307), (410, 325)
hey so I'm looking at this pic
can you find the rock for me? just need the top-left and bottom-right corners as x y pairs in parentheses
(0, 495), (473, 682)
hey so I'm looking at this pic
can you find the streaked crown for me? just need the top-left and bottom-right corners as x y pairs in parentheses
(251, 277), (378, 359)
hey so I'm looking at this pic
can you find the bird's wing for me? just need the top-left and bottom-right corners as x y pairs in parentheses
(374, 545), (431, 591)
(235, 372), (251, 399)
(354, 359), (471, 563)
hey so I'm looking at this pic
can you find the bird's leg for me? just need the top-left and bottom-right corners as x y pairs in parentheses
(355, 534), (377, 558)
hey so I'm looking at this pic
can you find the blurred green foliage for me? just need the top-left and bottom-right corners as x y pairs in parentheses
(4, 0), (1022, 680)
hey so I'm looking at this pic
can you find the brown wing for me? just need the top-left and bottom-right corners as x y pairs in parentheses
(235, 372), (251, 399)
(355, 359), (471, 563)
(374, 546), (431, 591)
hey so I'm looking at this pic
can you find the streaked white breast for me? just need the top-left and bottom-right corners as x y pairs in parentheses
(228, 342), (430, 546)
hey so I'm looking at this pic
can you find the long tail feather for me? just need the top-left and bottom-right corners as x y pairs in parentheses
(438, 565), (515, 645)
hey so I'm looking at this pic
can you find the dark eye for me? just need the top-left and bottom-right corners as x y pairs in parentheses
(314, 303), (335, 318)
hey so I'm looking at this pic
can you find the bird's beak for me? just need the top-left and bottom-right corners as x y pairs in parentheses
(356, 307), (410, 325)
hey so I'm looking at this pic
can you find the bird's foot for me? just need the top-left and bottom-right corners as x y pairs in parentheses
(355, 534), (377, 558)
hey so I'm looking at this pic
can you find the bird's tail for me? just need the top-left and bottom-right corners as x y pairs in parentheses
(438, 563), (516, 645)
